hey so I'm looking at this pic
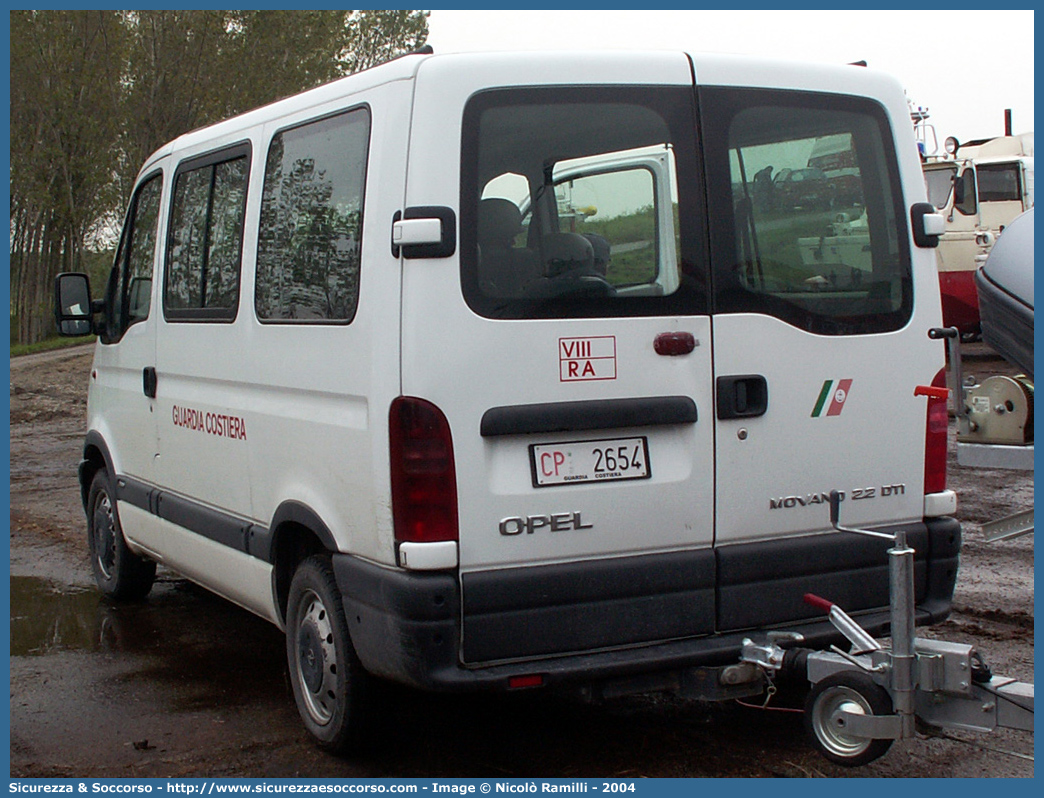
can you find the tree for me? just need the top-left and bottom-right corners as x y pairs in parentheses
(10, 9), (429, 345)
(340, 10), (430, 73)
(10, 10), (126, 344)
(116, 10), (429, 209)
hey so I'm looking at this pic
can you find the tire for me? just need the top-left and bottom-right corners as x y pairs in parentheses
(87, 468), (156, 600)
(286, 555), (372, 753)
(804, 672), (894, 767)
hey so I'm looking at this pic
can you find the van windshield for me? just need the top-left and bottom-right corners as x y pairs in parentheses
(460, 86), (708, 320)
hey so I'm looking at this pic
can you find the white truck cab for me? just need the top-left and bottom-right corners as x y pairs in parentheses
(921, 133), (1034, 335)
(55, 49), (960, 753)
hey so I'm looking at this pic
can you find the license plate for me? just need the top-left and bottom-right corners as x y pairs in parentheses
(530, 437), (650, 487)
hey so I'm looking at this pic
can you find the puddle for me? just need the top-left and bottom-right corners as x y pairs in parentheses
(10, 574), (290, 711)
(10, 576), (108, 656)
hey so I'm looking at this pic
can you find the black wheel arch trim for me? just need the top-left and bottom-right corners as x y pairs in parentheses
(79, 431), (116, 512)
(267, 501), (339, 562)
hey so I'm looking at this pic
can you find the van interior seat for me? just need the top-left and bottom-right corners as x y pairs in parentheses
(582, 233), (611, 276)
(543, 232), (595, 277)
(477, 198), (539, 296)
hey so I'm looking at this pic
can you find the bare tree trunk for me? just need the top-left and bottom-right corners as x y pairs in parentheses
(11, 210), (78, 345)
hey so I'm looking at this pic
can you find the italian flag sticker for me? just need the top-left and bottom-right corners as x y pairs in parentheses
(812, 379), (853, 417)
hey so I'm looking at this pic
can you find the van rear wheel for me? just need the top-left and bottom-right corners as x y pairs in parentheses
(286, 555), (371, 753)
(87, 468), (156, 600)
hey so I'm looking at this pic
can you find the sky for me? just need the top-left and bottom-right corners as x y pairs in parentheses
(425, 9), (1034, 150)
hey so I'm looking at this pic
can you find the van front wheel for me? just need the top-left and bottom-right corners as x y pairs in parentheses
(87, 469), (156, 600)
(286, 555), (370, 753)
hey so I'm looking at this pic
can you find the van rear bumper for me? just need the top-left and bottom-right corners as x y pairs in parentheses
(334, 516), (960, 692)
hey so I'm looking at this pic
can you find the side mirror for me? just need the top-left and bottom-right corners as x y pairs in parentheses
(54, 272), (95, 337)
(910, 203), (945, 248)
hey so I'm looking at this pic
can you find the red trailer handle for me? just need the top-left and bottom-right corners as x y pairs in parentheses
(803, 593), (834, 613)
(914, 385), (949, 399)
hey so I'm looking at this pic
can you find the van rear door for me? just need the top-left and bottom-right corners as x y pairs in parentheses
(696, 78), (943, 630)
(401, 53), (715, 665)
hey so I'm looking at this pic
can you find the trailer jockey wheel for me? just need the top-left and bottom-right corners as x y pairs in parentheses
(804, 672), (894, 766)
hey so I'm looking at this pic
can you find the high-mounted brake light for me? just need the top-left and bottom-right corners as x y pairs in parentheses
(922, 368), (949, 495)
(389, 397), (459, 544)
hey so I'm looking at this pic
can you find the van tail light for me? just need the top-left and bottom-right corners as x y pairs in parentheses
(389, 397), (459, 543)
(922, 368), (950, 495)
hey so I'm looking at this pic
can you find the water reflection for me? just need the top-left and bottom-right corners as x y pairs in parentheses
(10, 577), (106, 656)
(10, 575), (289, 711)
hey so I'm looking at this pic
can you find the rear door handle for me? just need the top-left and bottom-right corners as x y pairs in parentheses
(716, 375), (768, 420)
(143, 367), (157, 399)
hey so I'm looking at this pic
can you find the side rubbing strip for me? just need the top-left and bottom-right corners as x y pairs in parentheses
(116, 475), (269, 559)
(116, 477), (153, 514)
(480, 396), (697, 437)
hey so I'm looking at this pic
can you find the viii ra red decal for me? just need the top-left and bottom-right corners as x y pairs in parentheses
(811, 378), (853, 417)
(559, 336), (617, 382)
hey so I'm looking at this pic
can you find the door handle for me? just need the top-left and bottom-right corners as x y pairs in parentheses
(717, 375), (768, 420)
(143, 367), (157, 399)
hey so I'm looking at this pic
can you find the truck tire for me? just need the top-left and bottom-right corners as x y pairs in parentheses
(286, 555), (372, 753)
(87, 468), (156, 600)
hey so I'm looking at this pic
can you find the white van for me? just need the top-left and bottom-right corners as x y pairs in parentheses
(55, 49), (960, 752)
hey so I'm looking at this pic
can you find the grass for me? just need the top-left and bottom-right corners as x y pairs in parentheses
(10, 335), (93, 359)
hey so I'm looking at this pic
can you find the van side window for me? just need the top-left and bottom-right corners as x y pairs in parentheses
(461, 87), (708, 320)
(103, 172), (162, 344)
(164, 146), (250, 321)
(256, 108), (370, 323)
(701, 89), (911, 335)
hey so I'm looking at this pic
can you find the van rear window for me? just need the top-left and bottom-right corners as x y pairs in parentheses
(460, 86), (709, 320)
(700, 88), (912, 335)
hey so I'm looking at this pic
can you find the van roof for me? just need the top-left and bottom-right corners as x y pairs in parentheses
(139, 49), (902, 175)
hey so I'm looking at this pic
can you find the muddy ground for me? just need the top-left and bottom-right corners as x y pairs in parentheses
(9, 344), (1033, 778)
